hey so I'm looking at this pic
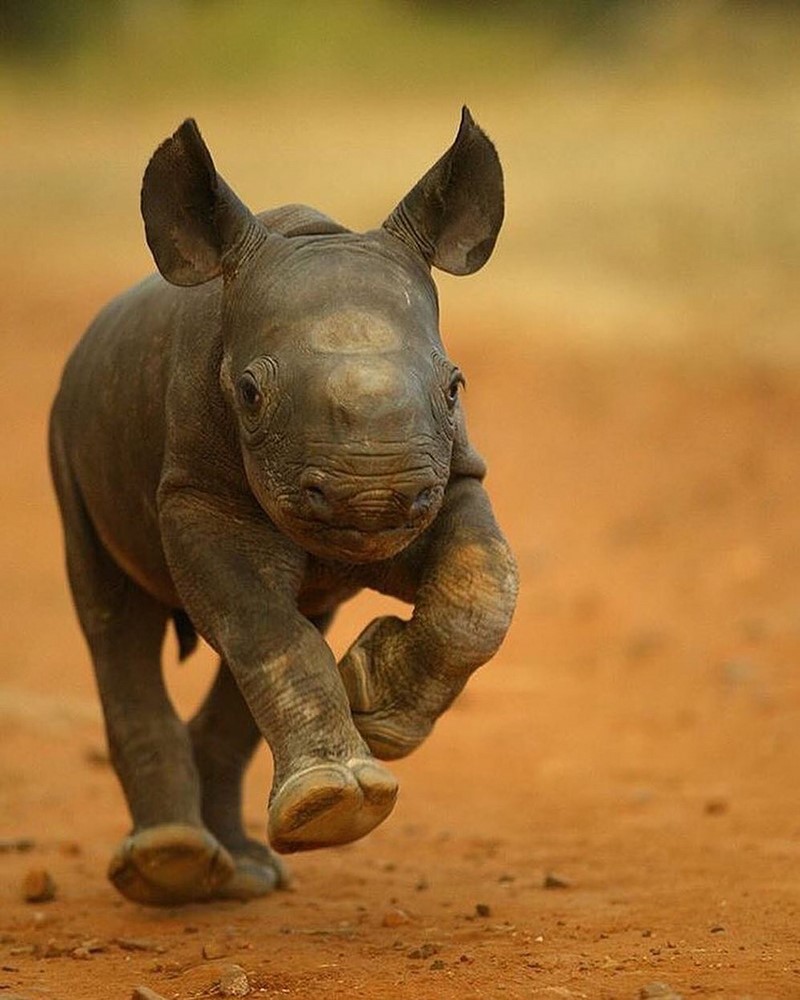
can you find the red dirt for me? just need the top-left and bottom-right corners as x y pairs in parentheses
(2, 303), (800, 998)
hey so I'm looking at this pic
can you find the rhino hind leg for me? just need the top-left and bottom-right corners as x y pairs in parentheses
(49, 437), (233, 905)
(108, 823), (234, 906)
(189, 658), (289, 899)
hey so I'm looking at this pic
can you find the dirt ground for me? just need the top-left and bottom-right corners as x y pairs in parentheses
(2, 275), (800, 1000)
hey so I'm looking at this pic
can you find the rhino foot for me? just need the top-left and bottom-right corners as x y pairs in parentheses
(215, 839), (290, 900)
(350, 710), (432, 761)
(338, 617), (435, 760)
(108, 823), (235, 906)
(268, 758), (398, 853)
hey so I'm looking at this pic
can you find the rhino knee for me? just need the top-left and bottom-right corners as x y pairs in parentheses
(426, 535), (518, 666)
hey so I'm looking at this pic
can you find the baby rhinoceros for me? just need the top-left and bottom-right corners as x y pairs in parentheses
(49, 109), (519, 906)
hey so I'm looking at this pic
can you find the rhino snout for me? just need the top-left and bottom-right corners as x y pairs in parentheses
(299, 469), (441, 532)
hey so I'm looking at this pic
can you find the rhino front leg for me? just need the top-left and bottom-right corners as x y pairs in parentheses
(160, 495), (397, 854)
(188, 611), (333, 896)
(188, 658), (289, 898)
(339, 477), (518, 759)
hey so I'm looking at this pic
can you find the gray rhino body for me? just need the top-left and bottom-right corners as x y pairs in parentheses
(49, 110), (518, 905)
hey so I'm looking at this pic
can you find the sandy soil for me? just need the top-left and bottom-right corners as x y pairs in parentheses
(1, 287), (799, 1000)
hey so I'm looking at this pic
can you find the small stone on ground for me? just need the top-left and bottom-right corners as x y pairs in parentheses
(21, 869), (56, 903)
(0, 837), (35, 853)
(381, 907), (411, 927)
(131, 987), (168, 1000)
(219, 963), (250, 997)
(640, 983), (684, 999)
(202, 938), (228, 960)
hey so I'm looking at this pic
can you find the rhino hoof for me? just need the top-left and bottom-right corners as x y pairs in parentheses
(215, 842), (290, 900)
(351, 713), (432, 761)
(108, 823), (234, 906)
(338, 616), (433, 760)
(268, 759), (398, 853)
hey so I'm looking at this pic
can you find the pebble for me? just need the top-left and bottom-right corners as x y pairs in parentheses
(543, 871), (571, 890)
(408, 943), (439, 960)
(475, 903), (491, 918)
(21, 869), (56, 903)
(117, 937), (163, 953)
(0, 837), (35, 854)
(81, 939), (106, 952)
(219, 964), (251, 997)
(639, 984), (684, 1000)
(382, 907), (411, 927)
(202, 938), (228, 960)
(131, 988), (168, 1000)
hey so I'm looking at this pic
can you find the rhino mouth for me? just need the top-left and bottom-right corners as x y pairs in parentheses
(265, 479), (443, 562)
(307, 523), (421, 562)
(276, 514), (424, 563)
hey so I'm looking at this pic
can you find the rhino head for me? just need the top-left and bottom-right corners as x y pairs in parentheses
(141, 109), (504, 563)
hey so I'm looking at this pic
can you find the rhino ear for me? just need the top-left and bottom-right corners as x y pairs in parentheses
(141, 119), (265, 286)
(383, 107), (504, 276)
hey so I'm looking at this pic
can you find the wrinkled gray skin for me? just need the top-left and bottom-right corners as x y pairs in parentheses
(49, 109), (518, 906)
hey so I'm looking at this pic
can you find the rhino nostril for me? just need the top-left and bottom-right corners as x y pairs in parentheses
(409, 486), (436, 520)
(301, 472), (438, 529)
(303, 484), (332, 519)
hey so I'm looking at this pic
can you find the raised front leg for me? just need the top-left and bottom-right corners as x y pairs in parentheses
(160, 492), (397, 853)
(338, 477), (518, 759)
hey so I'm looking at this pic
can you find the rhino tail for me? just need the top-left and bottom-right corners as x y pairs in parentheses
(172, 610), (198, 662)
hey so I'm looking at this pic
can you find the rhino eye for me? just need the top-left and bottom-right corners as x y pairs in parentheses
(237, 371), (262, 410)
(446, 370), (465, 408)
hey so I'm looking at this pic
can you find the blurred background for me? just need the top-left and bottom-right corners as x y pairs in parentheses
(2, 5), (800, 993)
(2, 0), (800, 364)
